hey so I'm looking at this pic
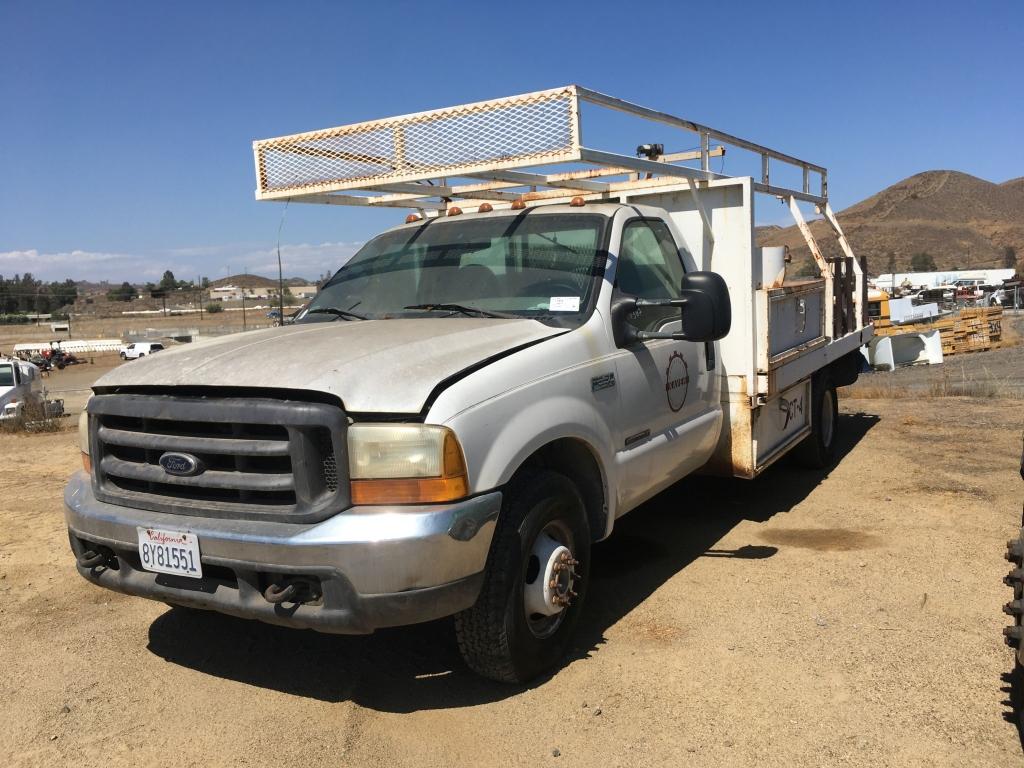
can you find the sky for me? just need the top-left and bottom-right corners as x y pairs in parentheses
(1, 0), (1022, 283)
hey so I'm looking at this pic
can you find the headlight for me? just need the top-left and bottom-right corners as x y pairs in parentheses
(78, 408), (92, 473)
(348, 424), (468, 505)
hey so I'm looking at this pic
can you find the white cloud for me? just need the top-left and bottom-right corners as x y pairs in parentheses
(0, 241), (363, 283)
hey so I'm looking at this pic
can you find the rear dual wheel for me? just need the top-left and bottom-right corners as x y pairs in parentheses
(455, 471), (590, 683)
(794, 372), (839, 469)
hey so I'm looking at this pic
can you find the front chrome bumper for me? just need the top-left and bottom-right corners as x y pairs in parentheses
(64, 472), (500, 633)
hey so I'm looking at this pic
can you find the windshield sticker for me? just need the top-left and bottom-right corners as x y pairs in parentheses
(549, 296), (580, 312)
(665, 351), (689, 412)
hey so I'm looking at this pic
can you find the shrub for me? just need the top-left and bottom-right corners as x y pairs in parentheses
(205, 303), (223, 314)
(0, 398), (63, 434)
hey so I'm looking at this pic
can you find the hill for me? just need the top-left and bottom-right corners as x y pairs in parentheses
(758, 170), (1024, 275)
(209, 274), (312, 289)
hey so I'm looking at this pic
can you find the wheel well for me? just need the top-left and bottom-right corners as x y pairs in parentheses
(514, 439), (607, 542)
(828, 349), (862, 388)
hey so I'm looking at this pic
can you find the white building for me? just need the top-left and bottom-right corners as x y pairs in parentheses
(872, 268), (1014, 290)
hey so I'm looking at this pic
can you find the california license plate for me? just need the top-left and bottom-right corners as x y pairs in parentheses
(137, 527), (202, 579)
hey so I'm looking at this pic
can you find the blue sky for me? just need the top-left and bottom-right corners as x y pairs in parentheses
(1, 0), (1021, 282)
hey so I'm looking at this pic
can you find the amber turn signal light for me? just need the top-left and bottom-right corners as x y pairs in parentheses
(349, 430), (469, 505)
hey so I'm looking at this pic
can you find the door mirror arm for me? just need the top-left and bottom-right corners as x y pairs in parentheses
(610, 271), (731, 348)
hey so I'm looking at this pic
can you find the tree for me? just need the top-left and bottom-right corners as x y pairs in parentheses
(1005, 246), (1018, 269)
(107, 282), (138, 302)
(51, 279), (77, 309)
(159, 270), (177, 292)
(909, 252), (936, 272)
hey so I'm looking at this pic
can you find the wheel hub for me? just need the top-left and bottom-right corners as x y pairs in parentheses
(524, 533), (579, 618)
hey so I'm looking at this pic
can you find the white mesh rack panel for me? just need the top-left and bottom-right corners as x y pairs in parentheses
(254, 86), (580, 197)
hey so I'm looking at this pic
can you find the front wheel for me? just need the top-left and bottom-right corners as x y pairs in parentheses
(794, 372), (839, 469)
(455, 470), (590, 683)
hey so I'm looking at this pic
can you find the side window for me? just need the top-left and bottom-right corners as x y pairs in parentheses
(617, 219), (686, 331)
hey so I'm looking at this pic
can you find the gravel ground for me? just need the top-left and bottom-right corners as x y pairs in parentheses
(849, 313), (1024, 398)
(1, 394), (1022, 766)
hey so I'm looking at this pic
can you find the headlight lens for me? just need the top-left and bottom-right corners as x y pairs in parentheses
(348, 424), (468, 504)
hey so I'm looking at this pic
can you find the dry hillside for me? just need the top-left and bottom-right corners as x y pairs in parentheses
(209, 273), (311, 289)
(758, 170), (1024, 275)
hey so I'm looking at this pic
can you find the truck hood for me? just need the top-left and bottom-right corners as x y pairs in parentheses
(94, 318), (567, 413)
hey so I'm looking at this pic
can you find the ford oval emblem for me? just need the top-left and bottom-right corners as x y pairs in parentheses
(159, 452), (204, 477)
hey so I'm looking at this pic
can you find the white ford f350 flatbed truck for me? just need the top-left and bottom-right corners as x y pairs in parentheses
(66, 86), (872, 682)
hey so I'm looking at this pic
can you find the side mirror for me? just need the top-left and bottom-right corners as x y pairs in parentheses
(610, 270), (731, 346)
(675, 271), (731, 342)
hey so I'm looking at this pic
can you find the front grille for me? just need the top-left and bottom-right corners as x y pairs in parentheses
(89, 394), (349, 523)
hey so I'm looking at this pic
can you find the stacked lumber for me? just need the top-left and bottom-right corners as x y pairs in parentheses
(872, 306), (1002, 356)
(954, 306), (1002, 353)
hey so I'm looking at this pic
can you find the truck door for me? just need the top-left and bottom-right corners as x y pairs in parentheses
(612, 217), (717, 510)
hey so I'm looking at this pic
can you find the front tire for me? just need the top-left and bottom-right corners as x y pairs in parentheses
(794, 372), (839, 469)
(455, 470), (590, 683)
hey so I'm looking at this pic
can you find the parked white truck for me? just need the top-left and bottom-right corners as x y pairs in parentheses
(66, 87), (872, 682)
(0, 357), (42, 420)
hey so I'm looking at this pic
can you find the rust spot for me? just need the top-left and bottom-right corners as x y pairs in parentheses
(758, 528), (880, 552)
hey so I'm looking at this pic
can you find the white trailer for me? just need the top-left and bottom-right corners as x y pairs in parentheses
(66, 86), (872, 683)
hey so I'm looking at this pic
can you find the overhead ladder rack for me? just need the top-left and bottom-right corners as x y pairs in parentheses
(253, 85), (865, 328)
(253, 85), (830, 209)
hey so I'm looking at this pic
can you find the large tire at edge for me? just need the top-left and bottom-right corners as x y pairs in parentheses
(455, 470), (590, 683)
(794, 372), (839, 469)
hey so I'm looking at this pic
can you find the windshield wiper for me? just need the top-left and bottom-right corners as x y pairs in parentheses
(307, 307), (368, 321)
(404, 303), (519, 319)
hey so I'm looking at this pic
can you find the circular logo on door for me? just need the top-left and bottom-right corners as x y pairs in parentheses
(665, 351), (689, 412)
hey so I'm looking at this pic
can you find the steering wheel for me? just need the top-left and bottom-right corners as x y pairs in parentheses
(523, 280), (581, 299)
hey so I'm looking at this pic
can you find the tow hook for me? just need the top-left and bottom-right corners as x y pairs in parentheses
(263, 582), (297, 604)
(77, 546), (114, 569)
(263, 577), (321, 605)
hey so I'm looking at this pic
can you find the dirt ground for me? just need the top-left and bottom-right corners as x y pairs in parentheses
(0, 310), (278, 351)
(1, 381), (1023, 766)
(848, 312), (1024, 400)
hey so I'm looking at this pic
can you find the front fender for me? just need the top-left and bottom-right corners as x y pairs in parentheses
(444, 391), (619, 538)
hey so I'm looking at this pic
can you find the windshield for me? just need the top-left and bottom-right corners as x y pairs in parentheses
(302, 213), (608, 327)
(0, 365), (13, 387)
